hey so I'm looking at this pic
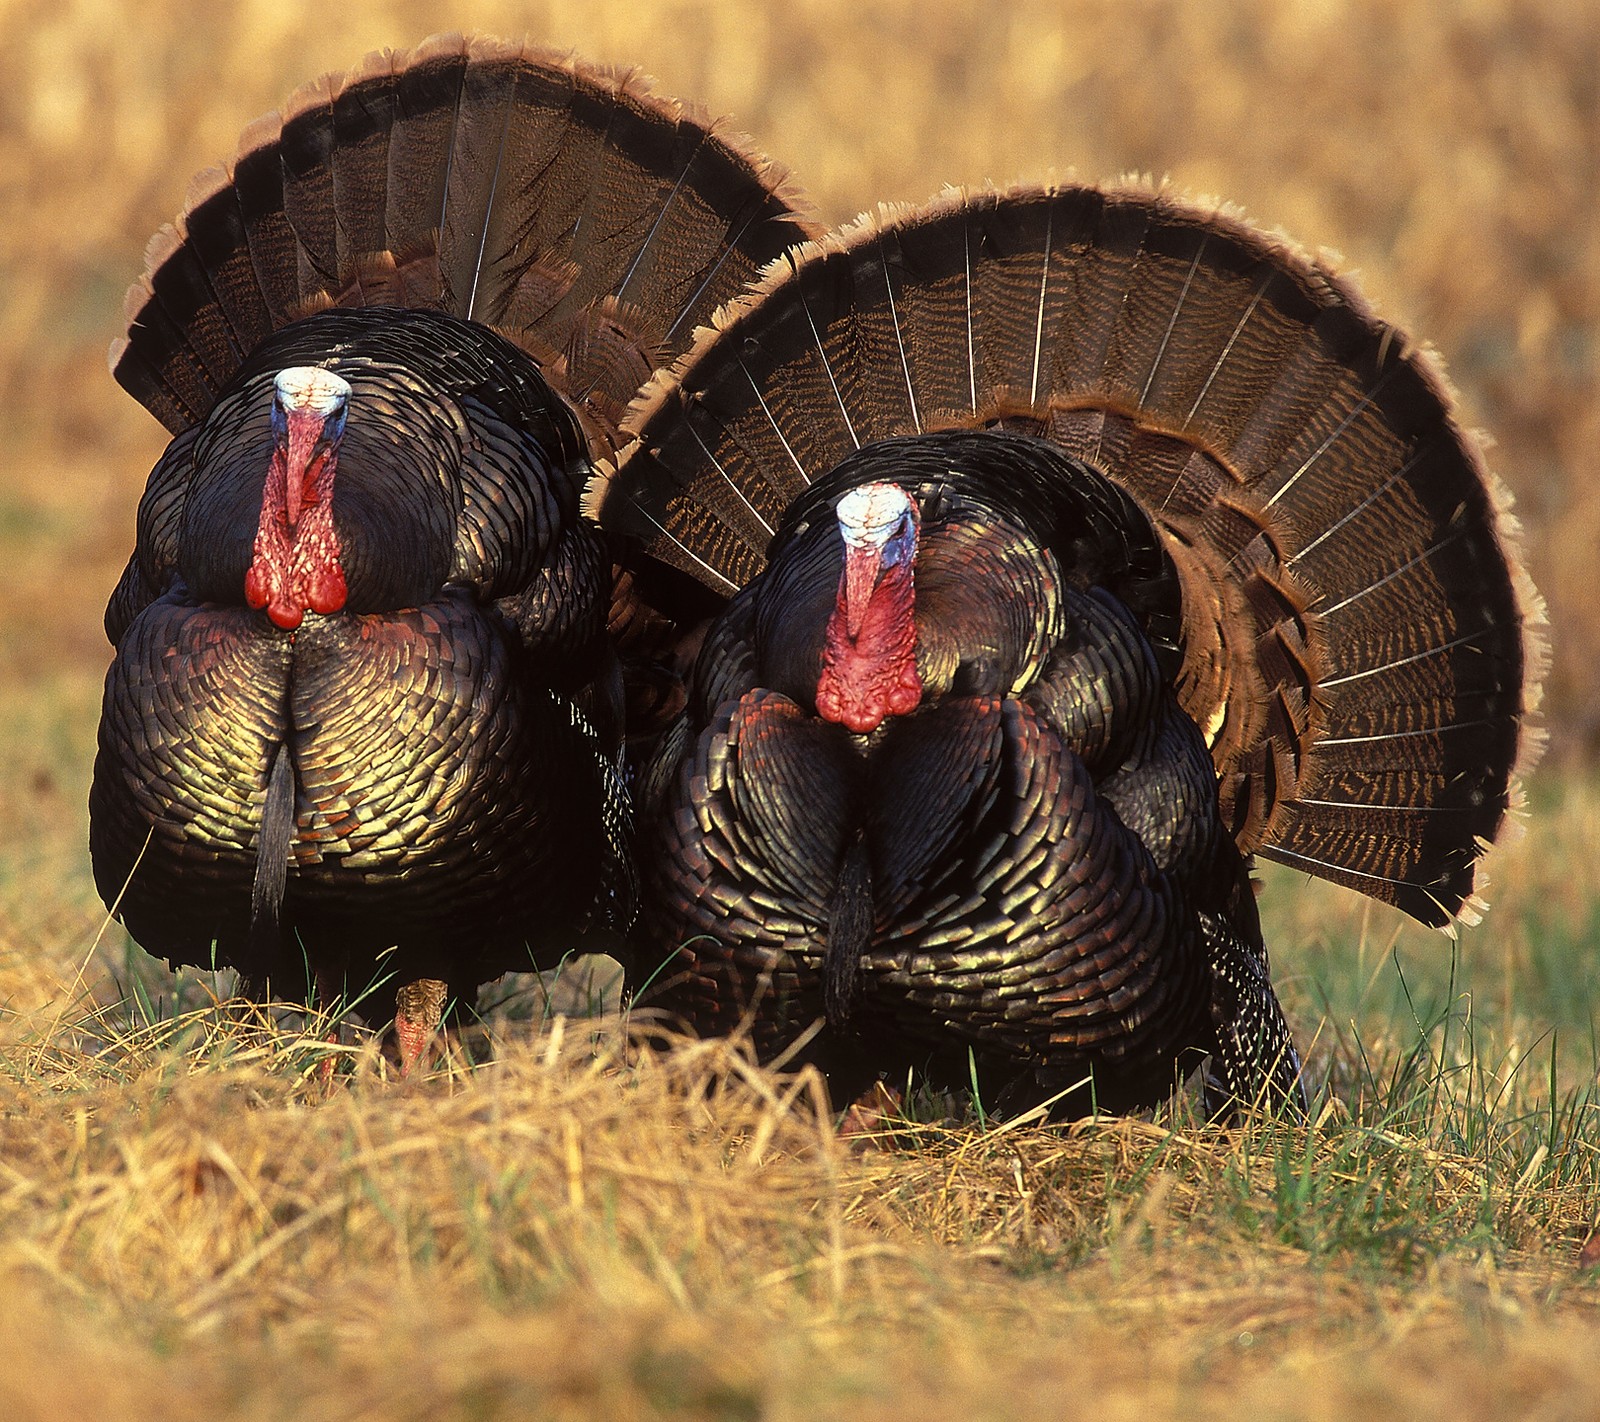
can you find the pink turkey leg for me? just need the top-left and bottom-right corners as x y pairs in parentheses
(393, 978), (450, 1078)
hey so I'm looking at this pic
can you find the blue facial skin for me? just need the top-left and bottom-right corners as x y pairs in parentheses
(879, 509), (917, 573)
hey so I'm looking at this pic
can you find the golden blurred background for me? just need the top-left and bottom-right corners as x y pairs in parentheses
(1, 0), (1594, 742)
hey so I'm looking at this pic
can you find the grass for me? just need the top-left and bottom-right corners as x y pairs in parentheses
(2, 0), (1599, 1416)
(3, 947), (1599, 1419)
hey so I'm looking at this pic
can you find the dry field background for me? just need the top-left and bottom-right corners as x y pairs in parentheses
(1, 0), (1598, 1417)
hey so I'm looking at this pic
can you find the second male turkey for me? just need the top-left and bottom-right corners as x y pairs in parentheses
(90, 35), (820, 1070)
(591, 185), (1542, 1118)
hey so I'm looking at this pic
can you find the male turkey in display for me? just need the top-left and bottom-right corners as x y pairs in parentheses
(90, 34), (821, 1071)
(591, 184), (1543, 1118)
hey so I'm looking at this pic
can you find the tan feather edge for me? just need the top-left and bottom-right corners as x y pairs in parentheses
(592, 176), (1547, 926)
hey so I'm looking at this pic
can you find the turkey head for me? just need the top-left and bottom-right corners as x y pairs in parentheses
(245, 367), (352, 629)
(814, 483), (924, 732)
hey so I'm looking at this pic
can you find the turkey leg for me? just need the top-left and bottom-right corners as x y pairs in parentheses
(310, 963), (345, 1088)
(392, 977), (450, 1078)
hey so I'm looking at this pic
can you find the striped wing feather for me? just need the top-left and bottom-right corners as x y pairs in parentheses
(595, 183), (1542, 926)
(111, 33), (822, 446)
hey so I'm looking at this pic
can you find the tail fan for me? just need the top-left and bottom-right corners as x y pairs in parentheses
(592, 183), (1543, 926)
(111, 33), (822, 449)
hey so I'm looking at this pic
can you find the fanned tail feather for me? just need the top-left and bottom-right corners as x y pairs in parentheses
(112, 33), (822, 445)
(594, 181), (1542, 926)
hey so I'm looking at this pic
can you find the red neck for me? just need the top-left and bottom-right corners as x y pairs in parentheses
(245, 409), (347, 629)
(815, 555), (922, 734)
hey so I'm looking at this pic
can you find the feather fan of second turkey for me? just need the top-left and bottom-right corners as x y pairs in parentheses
(592, 183), (1543, 1118)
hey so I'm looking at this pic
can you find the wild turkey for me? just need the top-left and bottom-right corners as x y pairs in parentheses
(90, 35), (821, 1070)
(590, 184), (1543, 1118)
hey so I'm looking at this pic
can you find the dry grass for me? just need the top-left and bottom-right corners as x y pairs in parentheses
(2, 997), (1600, 1422)
(3, 0), (1600, 1416)
(6, 785), (1600, 1419)
(2, 993), (1599, 1421)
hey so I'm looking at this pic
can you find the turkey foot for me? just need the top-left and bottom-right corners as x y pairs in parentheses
(392, 978), (450, 1079)
(838, 1080), (904, 1144)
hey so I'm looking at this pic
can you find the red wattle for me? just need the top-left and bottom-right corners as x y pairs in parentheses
(244, 564), (271, 610)
(816, 558), (921, 734)
(247, 429), (347, 625)
(266, 599), (305, 631)
(306, 562), (347, 616)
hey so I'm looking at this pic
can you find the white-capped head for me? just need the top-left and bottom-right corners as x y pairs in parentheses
(819, 480), (923, 730)
(836, 482), (915, 550)
(273, 366), (351, 417)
